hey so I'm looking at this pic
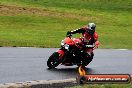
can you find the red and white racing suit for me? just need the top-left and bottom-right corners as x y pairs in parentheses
(69, 26), (99, 65)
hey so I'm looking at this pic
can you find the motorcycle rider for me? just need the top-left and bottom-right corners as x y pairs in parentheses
(66, 23), (99, 66)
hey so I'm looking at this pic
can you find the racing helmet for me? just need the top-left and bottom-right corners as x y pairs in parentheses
(87, 23), (96, 34)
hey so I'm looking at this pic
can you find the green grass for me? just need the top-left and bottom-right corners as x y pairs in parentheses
(0, 15), (84, 47)
(0, 0), (131, 12)
(69, 83), (132, 88)
(0, 0), (132, 49)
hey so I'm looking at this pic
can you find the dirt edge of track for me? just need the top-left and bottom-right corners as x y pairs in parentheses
(0, 78), (77, 88)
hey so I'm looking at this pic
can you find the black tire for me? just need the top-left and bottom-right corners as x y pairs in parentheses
(47, 52), (60, 69)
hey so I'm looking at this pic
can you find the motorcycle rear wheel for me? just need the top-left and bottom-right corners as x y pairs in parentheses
(47, 52), (60, 69)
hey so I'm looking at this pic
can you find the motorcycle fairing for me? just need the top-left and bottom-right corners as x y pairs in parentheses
(56, 49), (64, 60)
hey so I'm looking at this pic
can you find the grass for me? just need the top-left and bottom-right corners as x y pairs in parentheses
(0, 15), (85, 47)
(69, 83), (132, 88)
(0, 0), (132, 49)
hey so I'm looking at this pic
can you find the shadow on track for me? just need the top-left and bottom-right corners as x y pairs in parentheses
(46, 67), (94, 76)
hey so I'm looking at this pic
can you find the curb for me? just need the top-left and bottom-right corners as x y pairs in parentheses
(0, 78), (77, 88)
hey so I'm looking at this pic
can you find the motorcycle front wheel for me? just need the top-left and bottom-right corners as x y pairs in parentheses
(47, 52), (60, 69)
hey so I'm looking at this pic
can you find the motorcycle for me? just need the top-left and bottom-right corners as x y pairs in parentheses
(47, 35), (94, 69)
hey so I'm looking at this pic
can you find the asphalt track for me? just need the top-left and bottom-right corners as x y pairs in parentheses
(0, 47), (132, 84)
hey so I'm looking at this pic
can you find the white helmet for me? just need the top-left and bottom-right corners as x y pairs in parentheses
(87, 23), (96, 34)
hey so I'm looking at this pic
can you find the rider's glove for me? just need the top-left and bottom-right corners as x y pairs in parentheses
(66, 31), (72, 37)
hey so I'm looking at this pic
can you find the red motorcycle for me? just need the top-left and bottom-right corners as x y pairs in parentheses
(47, 35), (94, 69)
